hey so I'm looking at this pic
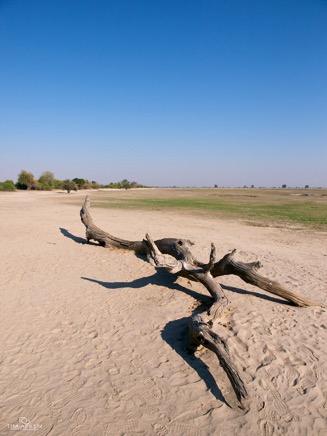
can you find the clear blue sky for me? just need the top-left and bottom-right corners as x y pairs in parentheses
(0, 0), (326, 187)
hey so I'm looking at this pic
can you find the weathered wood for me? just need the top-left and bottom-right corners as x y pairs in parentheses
(81, 196), (321, 308)
(189, 314), (247, 403)
(146, 234), (247, 403)
(210, 250), (320, 307)
(80, 196), (196, 261)
(80, 196), (147, 252)
(79, 195), (323, 406)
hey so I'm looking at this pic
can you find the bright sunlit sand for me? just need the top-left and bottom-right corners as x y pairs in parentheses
(0, 190), (326, 435)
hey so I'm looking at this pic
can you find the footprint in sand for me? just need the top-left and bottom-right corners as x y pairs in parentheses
(3, 392), (41, 408)
(122, 377), (163, 404)
(260, 369), (298, 424)
(66, 408), (89, 435)
(47, 394), (71, 411)
(131, 353), (144, 374)
(149, 386), (163, 400)
(144, 378), (163, 401)
(142, 403), (160, 415)
(121, 418), (145, 434)
(260, 419), (276, 436)
(169, 423), (201, 436)
(261, 350), (276, 367)
(232, 335), (249, 354)
(260, 368), (277, 393)
(302, 345), (319, 363)
(271, 390), (291, 419)
(285, 366), (300, 387)
(58, 381), (74, 395)
(152, 422), (169, 436)
(120, 385), (140, 401)
(263, 407), (279, 421)
(266, 365), (281, 388)
(297, 366), (318, 394)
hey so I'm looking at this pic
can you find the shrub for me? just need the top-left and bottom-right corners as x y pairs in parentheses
(38, 182), (53, 191)
(16, 170), (38, 190)
(72, 178), (87, 189)
(91, 181), (100, 189)
(63, 179), (78, 193)
(53, 179), (64, 189)
(0, 180), (16, 191)
(38, 171), (55, 190)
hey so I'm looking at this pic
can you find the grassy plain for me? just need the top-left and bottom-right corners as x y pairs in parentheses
(65, 188), (327, 231)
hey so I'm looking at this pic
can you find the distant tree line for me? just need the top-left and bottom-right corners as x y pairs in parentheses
(0, 170), (146, 192)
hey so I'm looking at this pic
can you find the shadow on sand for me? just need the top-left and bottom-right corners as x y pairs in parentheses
(222, 284), (291, 305)
(59, 227), (99, 246)
(161, 316), (228, 404)
(81, 269), (212, 304)
(82, 271), (229, 405)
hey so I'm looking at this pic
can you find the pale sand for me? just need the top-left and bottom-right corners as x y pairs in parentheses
(0, 190), (326, 435)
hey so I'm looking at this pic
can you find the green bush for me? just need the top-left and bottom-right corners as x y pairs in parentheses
(38, 171), (55, 189)
(91, 181), (100, 189)
(0, 180), (16, 191)
(53, 179), (64, 189)
(38, 182), (53, 191)
(104, 179), (145, 189)
(16, 170), (39, 190)
(63, 179), (78, 193)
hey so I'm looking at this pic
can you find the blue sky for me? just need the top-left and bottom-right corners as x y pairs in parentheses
(0, 0), (326, 187)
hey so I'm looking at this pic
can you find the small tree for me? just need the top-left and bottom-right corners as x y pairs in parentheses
(63, 179), (78, 193)
(72, 178), (87, 189)
(16, 170), (38, 190)
(282, 184), (287, 189)
(120, 179), (131, 189)
(91, 181), (100, 189)
(38, 171), (55, 190)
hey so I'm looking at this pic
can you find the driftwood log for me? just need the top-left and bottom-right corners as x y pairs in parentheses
(80, 196), (322, 406)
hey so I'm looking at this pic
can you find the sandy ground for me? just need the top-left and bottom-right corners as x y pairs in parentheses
(0, 190), (326, 436)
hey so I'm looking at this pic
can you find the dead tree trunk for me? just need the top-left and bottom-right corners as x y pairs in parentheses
(79, 196), (322, 406)
(80, 196), (320, 307)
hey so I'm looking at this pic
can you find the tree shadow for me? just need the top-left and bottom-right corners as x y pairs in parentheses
(81, 270), (212, 304)
(59, 228), (98, 245)
(222, 284), (291, 305)
(62, 228), (293, 308)
(82, 270), (228, 404)
(161, 317), (229, 406)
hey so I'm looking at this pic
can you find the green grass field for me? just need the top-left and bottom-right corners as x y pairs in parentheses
(67, 188), (327, 231)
